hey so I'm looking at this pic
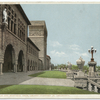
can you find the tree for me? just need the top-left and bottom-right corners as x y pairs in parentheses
(71, 65), (79, 70)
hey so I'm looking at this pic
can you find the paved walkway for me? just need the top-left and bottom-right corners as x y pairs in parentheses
(19, 77), (74, 87)
(0, 71), (74, 87)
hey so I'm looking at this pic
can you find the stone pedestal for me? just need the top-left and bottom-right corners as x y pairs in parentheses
(88, 83), (92, 91)
(0, 63), (3, 75)
(77, 71), (84, 76)
(88, 61), (97, 77)
(66, 72), (74, 79)
(94, 86), (98, 92)
(67, 68), (71, 72)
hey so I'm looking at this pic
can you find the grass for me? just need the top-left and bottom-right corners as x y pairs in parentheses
(0, 85), (98, 94)
(29, 71), (67, 79)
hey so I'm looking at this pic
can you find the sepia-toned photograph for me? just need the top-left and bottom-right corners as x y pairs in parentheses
(0, 1), (100, 98)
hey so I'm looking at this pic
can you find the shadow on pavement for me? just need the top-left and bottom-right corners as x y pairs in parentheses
(0, 71), (44, 85)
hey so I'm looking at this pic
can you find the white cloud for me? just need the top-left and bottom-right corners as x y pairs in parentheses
(69, 44), (80, 50)
(81, 53), (89, 57)
(74, 52), (89, 57)
(51, 41), (62, 47)
(50, 50), (66, 57)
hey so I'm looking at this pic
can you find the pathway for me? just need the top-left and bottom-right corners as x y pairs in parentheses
(0, 71), (74, 87)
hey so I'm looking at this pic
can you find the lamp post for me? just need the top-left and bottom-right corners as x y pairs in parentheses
(88, 46), (97, 77)
(88, 46), (97, 62)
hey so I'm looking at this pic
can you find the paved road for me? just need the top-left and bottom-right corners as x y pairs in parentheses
(0, 71), (74, 87)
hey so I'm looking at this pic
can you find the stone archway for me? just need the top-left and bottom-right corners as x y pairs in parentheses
(17, 50), (24, 72)
(3, 44), (15, 72)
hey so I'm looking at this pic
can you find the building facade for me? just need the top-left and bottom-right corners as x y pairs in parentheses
(29, 21), (47, 70)
(27, 37), (40, 71)
(0, 4), (51, 75)
(0, 5), (31, 74)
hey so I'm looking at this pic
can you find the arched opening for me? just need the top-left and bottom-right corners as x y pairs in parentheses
(31, 60), (32, 71)
(27, 60), (29, 71)
(33, 61), (34, 70)
(3, 44), (15, 72)
(17, 50), (24, 72)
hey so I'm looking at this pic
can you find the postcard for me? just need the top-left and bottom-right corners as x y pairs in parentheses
(0, 1), (100, 99)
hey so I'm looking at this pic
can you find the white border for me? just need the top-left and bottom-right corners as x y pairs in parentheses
(0, 94), (100, 98)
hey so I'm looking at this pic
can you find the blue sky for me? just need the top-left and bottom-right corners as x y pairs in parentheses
(21, 4), (100, 66)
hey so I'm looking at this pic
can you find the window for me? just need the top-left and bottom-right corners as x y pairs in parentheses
(7, 6), (17, 34)
(18, 19), (25, 41)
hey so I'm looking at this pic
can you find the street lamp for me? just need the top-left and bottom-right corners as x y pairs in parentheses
(88, 46), (97, 62)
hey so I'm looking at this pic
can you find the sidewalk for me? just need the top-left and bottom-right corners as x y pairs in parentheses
(19, 77), (74, 87)
(0, 71), (42, 85)
(0, 71), (74, 87)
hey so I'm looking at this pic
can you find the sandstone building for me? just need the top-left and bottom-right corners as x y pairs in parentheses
(0, 4), (51, 74)
(27, 37), (40, 71)
(29, 21), (47, 70)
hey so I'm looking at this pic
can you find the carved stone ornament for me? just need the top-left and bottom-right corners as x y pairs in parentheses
(3, 8), (8, 24)
(30, 31), (43, 36)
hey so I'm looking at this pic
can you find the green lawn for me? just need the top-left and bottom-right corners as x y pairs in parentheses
(0, 85), (98, 94)
(29, 71), (66, 79)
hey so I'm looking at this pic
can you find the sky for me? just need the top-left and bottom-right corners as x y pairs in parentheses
(21, 4), (100, 66)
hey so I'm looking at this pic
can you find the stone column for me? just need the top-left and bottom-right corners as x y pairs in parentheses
(94, 86), (98, 92)
(14, 60), (17, 73)
(13, 64), (16, 73)
(88, 61), (96, 77)
(23, 64), (25, 72)
(88, 83), (92, 91)
(16, 64), (17, 73)
(0, 63), (3, 75)
(2, 23), (8, 50)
